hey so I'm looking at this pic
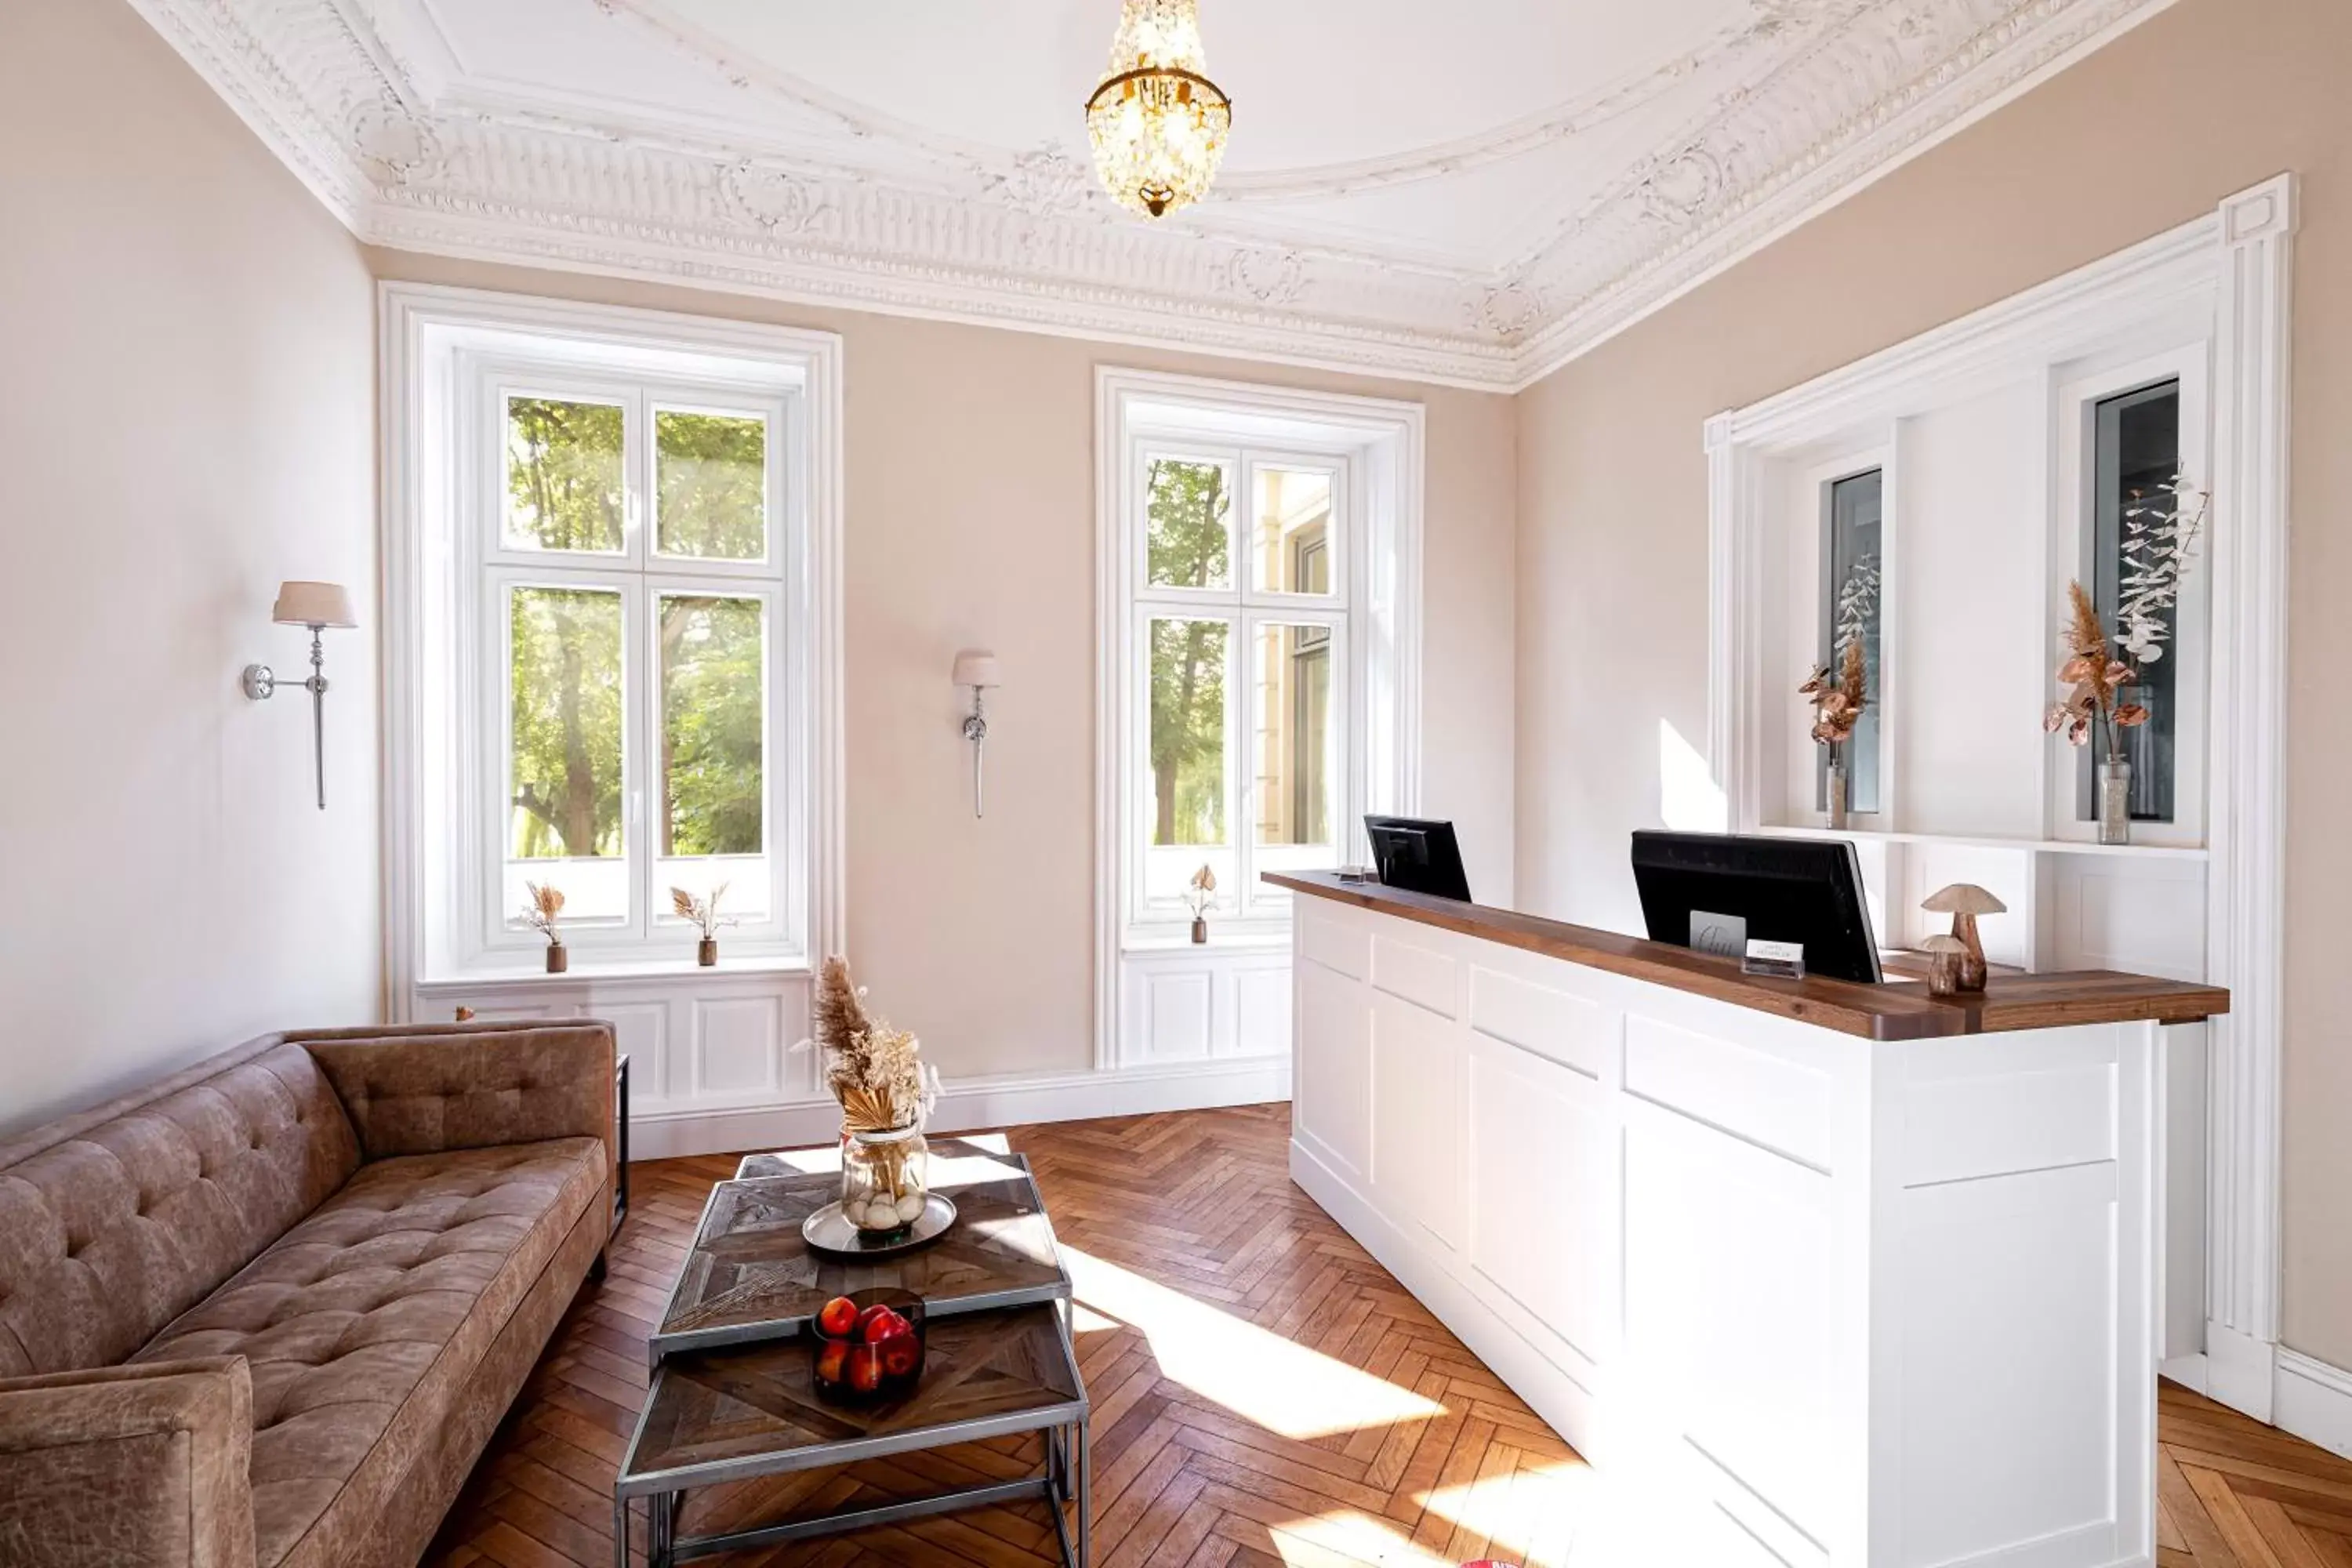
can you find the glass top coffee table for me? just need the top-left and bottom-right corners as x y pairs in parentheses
(615, 1302), (1088, 1567)
(649, 1138), (1074, 1364)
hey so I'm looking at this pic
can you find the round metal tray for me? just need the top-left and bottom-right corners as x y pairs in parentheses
(800, 1192), (959, 1258)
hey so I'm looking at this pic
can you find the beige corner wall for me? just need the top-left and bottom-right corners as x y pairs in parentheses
(0, 0), (381, 1133)
(1513, 0), (2352, 1367)
(366, 249), (1519, 1083)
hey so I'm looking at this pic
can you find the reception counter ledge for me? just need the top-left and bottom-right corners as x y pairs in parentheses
(1269, 871), (2227, 1568)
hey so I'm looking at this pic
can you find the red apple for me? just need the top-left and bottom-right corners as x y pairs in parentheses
(856, 1304), (903, 1341)
(815, 1341), (848, 1386)
(816, 1296), (860, 1338)
(865, 1312), (911, 1346)
(847, 1345), (883, 1393)
(880, 1336), (921, 1378)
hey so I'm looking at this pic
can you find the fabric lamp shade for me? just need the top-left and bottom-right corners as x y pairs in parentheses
(952, 651), (1001, 688)
(272, 580), (357, 628)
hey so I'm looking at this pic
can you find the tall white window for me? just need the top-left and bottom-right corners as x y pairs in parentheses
(1099, 370), (1421, 956)
(387, 289), (841, 986)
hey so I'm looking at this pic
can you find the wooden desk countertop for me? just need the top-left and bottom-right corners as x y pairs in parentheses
(1265, 871), (2229, 1042)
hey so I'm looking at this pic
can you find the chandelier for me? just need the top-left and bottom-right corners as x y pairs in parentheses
(1084, 0), (1233, 220)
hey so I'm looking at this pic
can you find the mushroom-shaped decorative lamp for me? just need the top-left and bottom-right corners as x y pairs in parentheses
(1918, 934), (1971, 998)
(1921, 883), (2007, 993)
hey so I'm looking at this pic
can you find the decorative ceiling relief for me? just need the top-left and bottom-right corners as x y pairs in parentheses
(123, 0), (2172, 389)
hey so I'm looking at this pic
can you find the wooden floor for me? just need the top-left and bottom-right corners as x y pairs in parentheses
(425, 1105), (2352, 1568)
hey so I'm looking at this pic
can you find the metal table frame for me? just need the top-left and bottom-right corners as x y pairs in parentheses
(612, 1312), (1091, 1568)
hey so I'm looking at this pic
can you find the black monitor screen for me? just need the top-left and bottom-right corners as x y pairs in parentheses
(1364, 816), (1472, 903)
(1630, 831), (1882, 984)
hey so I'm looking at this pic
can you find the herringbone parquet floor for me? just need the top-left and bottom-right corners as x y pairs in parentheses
(423, 1104), (2352, 1568)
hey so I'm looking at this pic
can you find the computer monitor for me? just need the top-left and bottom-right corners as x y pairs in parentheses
(1363, 816), (1472, 903)
(1629, 830), (1882, 984)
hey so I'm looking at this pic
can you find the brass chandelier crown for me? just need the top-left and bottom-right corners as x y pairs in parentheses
(1084, 0), (1233, 220)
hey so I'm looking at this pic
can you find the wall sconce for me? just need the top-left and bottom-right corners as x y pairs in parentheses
(241, 580), (358, 810)
(952, 651), (1000, 818)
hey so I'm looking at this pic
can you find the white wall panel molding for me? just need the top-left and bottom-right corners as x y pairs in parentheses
(2202, 175), (2297, 1410)
(1706, 176), (2296, 1424)
(128, 0), (2175, 390)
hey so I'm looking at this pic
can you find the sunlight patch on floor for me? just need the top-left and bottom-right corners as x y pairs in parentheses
(1414, 1455), (1594, 1568)
(1063, 1245), (1444, 1439)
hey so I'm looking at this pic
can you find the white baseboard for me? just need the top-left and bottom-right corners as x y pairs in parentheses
(2158, 1353), (2209, 1395)
(2205, 1319), (2278, 1423)
(626, 1056), (1291, 1160)
(2276, 1348), (2352, 1463)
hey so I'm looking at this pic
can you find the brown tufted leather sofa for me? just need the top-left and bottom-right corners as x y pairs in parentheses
(0, 1020), (618, 1568)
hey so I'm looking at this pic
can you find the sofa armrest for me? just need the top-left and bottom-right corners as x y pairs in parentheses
(0, 1356), (256, 1568)
(296, 1022), (617, 1181)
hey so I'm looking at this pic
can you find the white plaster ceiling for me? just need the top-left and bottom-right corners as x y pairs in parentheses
(132, 0), (2173, 387)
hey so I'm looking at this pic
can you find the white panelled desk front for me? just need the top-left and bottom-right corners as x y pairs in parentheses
(1276, 873), (2228, 1568)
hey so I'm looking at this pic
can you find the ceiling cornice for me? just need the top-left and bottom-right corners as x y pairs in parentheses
(126, 0), (2175, 393)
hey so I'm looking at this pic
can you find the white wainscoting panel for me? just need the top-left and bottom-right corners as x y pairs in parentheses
(1289, 893), (2164, 1568)
(1114, 947), (1295, 1069)
(1370, 990), (1463, 1253)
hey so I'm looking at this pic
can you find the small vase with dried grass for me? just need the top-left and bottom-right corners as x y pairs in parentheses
(2046, 581), (2152, 845)
(811, 956), (942, 1236)
(1799, 638), (1868, 829)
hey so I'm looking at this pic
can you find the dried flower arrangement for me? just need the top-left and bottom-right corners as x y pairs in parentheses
(670, 883), (736, 948)
(2115, 480), (2208, 668)
(1799, 637), (1869, 752)
(2047, 479), (2206, 750)
(1185, 865), (1217, 920)
(811, 956), (938, 1136)
(522, 882), (568, 972)
(2045, 582), (2150, 753)
(522, 882), (564, 946)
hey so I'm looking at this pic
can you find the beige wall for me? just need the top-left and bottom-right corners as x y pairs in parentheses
(368, 250), (1518, 1082)
(0, 0), (381, 1133)
(1513, 0), (2352, 1366)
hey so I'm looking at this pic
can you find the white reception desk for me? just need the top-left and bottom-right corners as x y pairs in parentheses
(1272, 871), (2228, 1568)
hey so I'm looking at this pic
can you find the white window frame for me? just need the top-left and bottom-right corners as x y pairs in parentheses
(2049, 346), (2210, 850)
(1095, 367), (1423, 985)
(383, 285), (843, 996)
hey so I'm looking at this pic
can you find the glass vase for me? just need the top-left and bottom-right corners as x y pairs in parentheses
(1826, 758), (1849, 830)
(2097, 757), (2133, 846)
(841, 1124), (930, 1236)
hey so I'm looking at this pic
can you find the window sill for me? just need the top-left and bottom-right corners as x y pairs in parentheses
(1121, 931), (1292, 956)
(416, 953), (812, 992)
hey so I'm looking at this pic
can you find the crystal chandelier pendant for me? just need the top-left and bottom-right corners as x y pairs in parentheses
(1084, 0), (1233, 220)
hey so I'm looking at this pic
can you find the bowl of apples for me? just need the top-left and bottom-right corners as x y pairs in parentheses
(810, 1289), (925, 1405)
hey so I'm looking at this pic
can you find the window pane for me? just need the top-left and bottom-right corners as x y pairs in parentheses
(659, 594), (765, 855)
(2085, 379), (2183, 822)
(505, 397), (625, 553)
(508, 586), (624, 862)
(1252, 468), (1334, 595)
(1145, 458), (1232, 590)
(1254, 622), (1334, 847)
(1149, 617), (1228, 845)
(656, 409), (768, 561)
(1819, 470), (1882, 815)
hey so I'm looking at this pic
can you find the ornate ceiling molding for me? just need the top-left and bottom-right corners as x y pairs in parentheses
(126, 0), (2174, 391)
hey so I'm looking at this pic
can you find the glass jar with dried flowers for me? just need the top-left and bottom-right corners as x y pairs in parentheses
(523, 882), (566, 973)
(670, 882), (735, 966)
(812, 956), (942, 1237)
(2046, 583), (2153, 845)
(1799, 640), (1868, 829)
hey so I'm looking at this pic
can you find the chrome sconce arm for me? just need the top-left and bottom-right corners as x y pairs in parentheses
(243, 581), (357, 811)
(952, 650), (1001, 819)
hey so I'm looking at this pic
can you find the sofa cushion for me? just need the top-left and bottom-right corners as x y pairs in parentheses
(0, 1039), (361, 1377)
(132, 1136), (608, 1568)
